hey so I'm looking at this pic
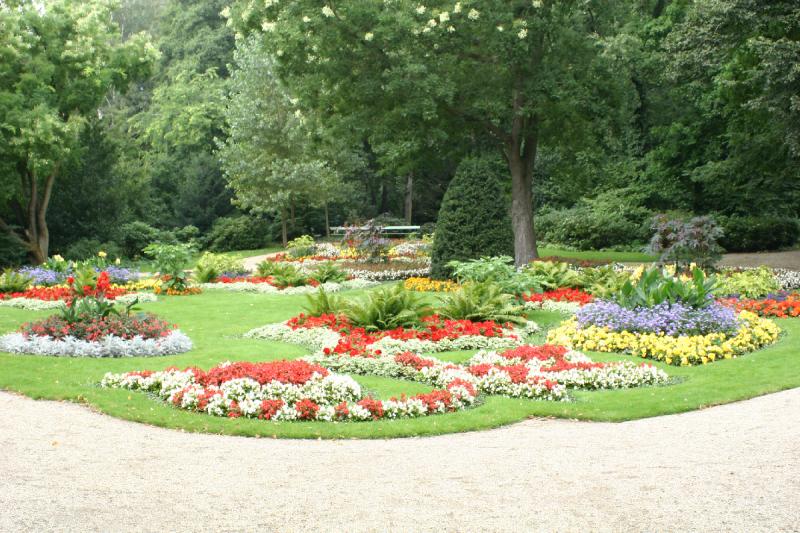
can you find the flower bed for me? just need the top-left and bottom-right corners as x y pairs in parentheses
(309, 344), (668, 402)
(246, 313), (539, 357)
(522, 288), (594, 314)
(403, 277), (459, 292)
(101, 360), (476, 421)
(547, 310), (780, 366)
(574, 300), (740, 336)
(0, 329), (192, 357)
(101, 343), (669, 423)
(200, 279), (378, 294)
(718, 292), (800, 318)
(0, 292), (156, 311)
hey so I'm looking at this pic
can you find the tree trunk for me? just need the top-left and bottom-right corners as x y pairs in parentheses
(404, 172), (413, 224)
(280, 208), (288, 246)
(505, 111), (539, 266)
(324, 203), (330, 238)
(1, 165), (57, 264)
(289, 200), (296, 231)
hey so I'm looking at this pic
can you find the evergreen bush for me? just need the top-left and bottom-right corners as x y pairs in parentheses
(431, 156), (513, 278)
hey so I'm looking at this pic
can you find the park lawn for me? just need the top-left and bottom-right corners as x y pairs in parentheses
(0, 289), (797, 439)
(538, 246), (656, 263)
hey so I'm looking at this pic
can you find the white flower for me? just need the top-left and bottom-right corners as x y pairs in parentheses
(302, 15), (311, 23)
(427, 18), (437, 27)
(438, 11), (449, 23)
(532, 0), (543, 7)
(518, 28), (528, 39)
(261, 21), (276, 31)
(321, 5), (334, 17)
(467, 8), (479, 20)
(220, 6), (231, 18)
(416, 5), (426, 14)
(364, 32), (374, 41)
(447, 25), (455, 32)
(453, 2), (462, 13)
(496, 25), (504, 32)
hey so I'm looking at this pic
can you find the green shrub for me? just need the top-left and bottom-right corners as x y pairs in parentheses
(438, 282), (526, 325)
(309, 262), (347, 284)
(536, 188), (653, 250)
(117, 222), (166, 258)
(0, 232), (27, 268)
(717, 215), (799, 252)
(577, 265), (632, 298)
(64, 238), (123, 262)
(431, 156), (513, 278)
(0, 268), (32, 293)
(303, 288), (346, 316)
(256, 260), (299, 278)
(287, 234), (315, 258)
(522, 261), (582, 290)
(714, 267), (781, 298)
(194, 252), (246, 283)
(205, 215), (274, 252)
(143, 242), (195, 291)
(271, 269), (310, 288)
(447, 256), (543, 295)
(345, 285), (431, 331)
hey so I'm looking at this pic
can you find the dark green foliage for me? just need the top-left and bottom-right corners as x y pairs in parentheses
(0, 269), (32, 293)
(63, 239), (124, 261)
(536, 189), (653, 250)
(309, 262), (348, 284)
(204, 216), (275, 252)
(303, 288), (346, 317)
(438, 283), (526, 325)
(717, 216), (799, 252)
(431, 157), (513, 278)
(344, 285), (431, 332)
(117, 222), (166, 258)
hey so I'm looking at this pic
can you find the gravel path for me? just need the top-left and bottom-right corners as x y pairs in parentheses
(2, 389), (799, 532)
(242, 252), (280, 272)
(720, 250), (800, 270)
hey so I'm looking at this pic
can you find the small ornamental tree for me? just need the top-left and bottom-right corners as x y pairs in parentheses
(431, 157), (513, 279)
(648, 214), (724, 271)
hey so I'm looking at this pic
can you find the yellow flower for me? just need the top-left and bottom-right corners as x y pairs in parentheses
(98, 251), (107, 258)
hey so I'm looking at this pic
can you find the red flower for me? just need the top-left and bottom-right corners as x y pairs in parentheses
(295, 398), (320, 420)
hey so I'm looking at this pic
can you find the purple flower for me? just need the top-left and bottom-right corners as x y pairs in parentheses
(576, 300), (739, 336)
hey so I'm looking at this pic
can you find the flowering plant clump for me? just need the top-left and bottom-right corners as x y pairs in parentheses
(101, 359), (476, 421)
(0, 270), (189, 357)
(547, 310), (780, 366)
(200, 278), (377, 294)
(575, 300), (740, 336)
(718, 292), (800, 318)
(522, 288), (594, 314)
(253, 312), (533, 358)
(101, 343), (669, 423)
(403, 277), (459, 292)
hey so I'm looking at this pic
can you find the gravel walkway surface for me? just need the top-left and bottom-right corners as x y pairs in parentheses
(719, 250), (800, 270)
(2, 389), (799, 532)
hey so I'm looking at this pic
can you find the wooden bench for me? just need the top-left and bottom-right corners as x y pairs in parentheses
(330, 225), (421, 237)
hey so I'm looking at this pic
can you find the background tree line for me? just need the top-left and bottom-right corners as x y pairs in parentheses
(1, 0), (798, 265)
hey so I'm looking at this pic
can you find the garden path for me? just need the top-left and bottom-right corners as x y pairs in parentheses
(2, 388), (798, 532)
(242, 252), (281, 272)
(720, 249), (800, 270)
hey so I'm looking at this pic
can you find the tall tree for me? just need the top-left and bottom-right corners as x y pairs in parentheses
(219, 36), (347, 245)
(227, 0), (623, 264)
(0, 0), (156, 262)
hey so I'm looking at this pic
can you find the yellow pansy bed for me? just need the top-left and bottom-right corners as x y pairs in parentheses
(546, 310), (780, 366)
(403, 277), (459, 292)
(32, 278), (163, 292)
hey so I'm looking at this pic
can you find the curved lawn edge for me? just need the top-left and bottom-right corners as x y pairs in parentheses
(0, 291), (798, 439)
(0, 319), (797, 439)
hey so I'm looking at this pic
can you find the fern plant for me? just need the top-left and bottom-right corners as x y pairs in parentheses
(256, 260), (300, 278)
(344, 284), (431, 331)
(523, 261), (581, 290)
(309, 262), (348, 284)
(303, 288), (346, 316)
(438, 282), (526, 325)
(0, 269), (32, 293)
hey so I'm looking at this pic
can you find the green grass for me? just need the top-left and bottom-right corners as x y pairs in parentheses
(1, 289), (798, 439)
(538, 245), (656, 263)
